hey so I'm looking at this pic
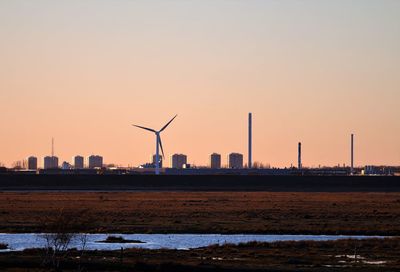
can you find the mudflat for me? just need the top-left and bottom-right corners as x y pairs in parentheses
(0, 238), (399, 271)
(0, 191), (399, 235)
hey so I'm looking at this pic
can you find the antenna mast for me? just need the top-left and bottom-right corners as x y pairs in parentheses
(52, 137), (54, 157)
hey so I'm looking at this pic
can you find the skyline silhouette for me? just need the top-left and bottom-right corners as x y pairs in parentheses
(0, 1), (399, 167)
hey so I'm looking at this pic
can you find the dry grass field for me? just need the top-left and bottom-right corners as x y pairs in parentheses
(0, 192), (399, 235)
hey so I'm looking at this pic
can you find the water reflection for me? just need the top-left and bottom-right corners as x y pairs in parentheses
(0, 233), (385, 252)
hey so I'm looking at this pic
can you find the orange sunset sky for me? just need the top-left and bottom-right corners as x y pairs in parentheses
(0, 1), (399, 168)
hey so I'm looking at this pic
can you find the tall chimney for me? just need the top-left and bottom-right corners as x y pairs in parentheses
(351, 134), (354, 175)
(248, 113), (252, 168)
(298, 142), (302, 169)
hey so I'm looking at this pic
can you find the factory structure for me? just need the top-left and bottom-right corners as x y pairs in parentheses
(351, 133), (354, 175)
(88, 155), (103, 169)
(44, 156), (59, 169)
(14, 138), (104, 174)
(2, 113), (397, 176)
(228, 153), (244, 169)
(210, 153), (221, 169)
(27, 156), (38, 170)
(298, 142), (302, 170)
(74, 156), (84, 169)
(248, 112), (252, 169)
(171, 154), (188, 169)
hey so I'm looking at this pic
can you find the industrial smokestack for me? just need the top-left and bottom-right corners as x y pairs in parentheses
(298, 142), (302, 170)
(248, 113), (252, 168)
(351, 134), (354, 175)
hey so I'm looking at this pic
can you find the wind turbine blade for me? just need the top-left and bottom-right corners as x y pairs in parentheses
(159, 114), (177, 132)
(158, 136), (165, 159)
(132, 125), (156, 133)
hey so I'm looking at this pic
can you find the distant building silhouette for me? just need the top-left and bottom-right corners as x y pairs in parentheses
(88, 155), (103, 169)
(74, 155), (84, 169)
(27, 156), (37, 170)
(171, 154), (187, 169)
(351, 134), (354, 175)
(248, 112), (252, 168)
(152, 154), (163, 168)
(228, 153), (243, 169)
(44, 156), (59, 169)
(61, 161), (73, 170)
(298, 142), (302, 170)
(210, 153), (221, 169)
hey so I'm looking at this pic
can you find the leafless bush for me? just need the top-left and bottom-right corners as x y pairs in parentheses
(38, 209), (95, 270)
(0, 243), (8, 250)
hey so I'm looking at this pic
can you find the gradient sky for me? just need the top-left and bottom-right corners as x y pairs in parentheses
(0, 0), (399, 168)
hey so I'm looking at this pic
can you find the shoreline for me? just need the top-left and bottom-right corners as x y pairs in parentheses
(0, 238), (399, 271)
(0, 230), (397, 236)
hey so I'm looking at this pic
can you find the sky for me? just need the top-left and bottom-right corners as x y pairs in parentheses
(0, 0), (399, 168)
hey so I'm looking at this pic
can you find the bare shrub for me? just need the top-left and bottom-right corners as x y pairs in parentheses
(38, 209), (96, 270)
(0, 243), (8, 250)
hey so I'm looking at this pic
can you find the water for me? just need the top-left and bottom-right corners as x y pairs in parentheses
(0, 233), (385, 252)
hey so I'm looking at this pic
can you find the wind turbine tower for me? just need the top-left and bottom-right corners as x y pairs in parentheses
(248, 112), (252, 168)
(133, 115), (177, 175)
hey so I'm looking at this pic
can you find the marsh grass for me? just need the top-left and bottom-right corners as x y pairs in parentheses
(0, 238), (399, 271)
(1, 192), (400, 235)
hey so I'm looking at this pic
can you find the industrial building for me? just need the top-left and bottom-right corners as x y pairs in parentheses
(44, 156), (59, 169)
(362, 166), (393, 176)
(27, 156), (37, 170)
(351, 134), (354, 175)
(298, 142), (302, 169)
(88, 155), (103, 169)
(43, 137), (59, 169)
(152, 154), (163, 168)
(228, 153), (243, 169)
(210, 153), (221, 169)
(171, 154), (187, 169)
(248, 112), (252, 168)
(74, 155), (84, 169)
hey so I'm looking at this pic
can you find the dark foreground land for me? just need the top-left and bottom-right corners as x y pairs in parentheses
(0, 174), (400, 191)
(1, 190), (400, 271)
(1, 192), (400, 235)
(0, 238), (399, 271)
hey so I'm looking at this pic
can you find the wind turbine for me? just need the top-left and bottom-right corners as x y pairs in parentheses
(132, 115), (177, 175)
